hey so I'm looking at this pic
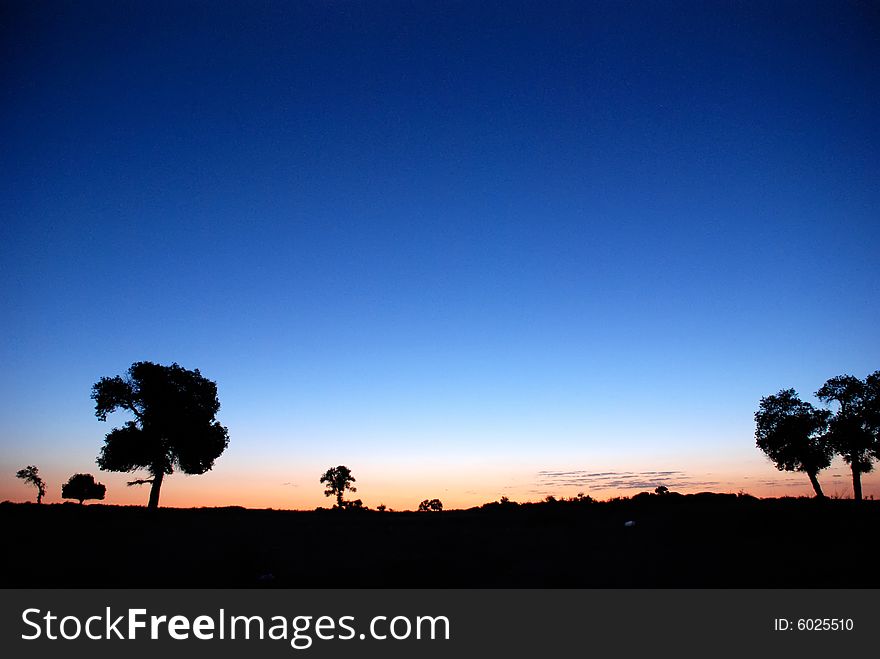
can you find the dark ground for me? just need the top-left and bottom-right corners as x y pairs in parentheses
(2, 494), (877, 588)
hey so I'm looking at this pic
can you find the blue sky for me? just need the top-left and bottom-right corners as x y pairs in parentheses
(1, 1), (878, 507)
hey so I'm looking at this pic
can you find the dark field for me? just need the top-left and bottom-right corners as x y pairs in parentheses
(2, 495), (878, 588)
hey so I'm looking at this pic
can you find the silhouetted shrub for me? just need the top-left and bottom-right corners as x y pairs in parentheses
(341, 498), (364, 510)
(481, 496), (520, 510)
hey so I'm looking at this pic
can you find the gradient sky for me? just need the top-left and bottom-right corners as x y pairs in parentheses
(2, 0), (878, 509)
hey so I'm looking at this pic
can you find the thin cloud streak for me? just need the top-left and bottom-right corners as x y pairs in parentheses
(536, 469), (720, 491)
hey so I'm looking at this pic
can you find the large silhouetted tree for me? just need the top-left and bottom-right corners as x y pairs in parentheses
(61, 473), (106, 505)
(816, 372), (880, 501)
(16, 465), (46, 504)
(755, 389), (832, 498)
(320, 465), (356, 509)
(92, 361), (229, 509)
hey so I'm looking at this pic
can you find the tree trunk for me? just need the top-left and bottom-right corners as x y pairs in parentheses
(807, 471), (825, 499)
(336, 491), (343, 509)
(851, 467), (862, 501)
(148, 471), (164, 509)
(36, 491), (42, 504)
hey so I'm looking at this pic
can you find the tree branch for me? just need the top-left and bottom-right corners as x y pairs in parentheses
(127, 478), (154, 487)
(127, 397), (144, 422)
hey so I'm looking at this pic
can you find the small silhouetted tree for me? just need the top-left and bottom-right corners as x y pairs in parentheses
(320, 465), (357, 509)
(755, 389), (833, 498)
(418, 498), (443, 512)
(655, 485), (669, 496)
(92, 361), (229, 509)
(16, 465), (46, 504)
(61, 473), (106, 505)
(377, 503), (387, 512)
(816, 372), (880, 501)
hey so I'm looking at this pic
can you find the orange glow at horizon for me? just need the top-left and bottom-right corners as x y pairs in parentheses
(2, 459), (877, 510)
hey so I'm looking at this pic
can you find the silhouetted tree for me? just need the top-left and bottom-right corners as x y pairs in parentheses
(867, 371), (880, 459)
(655, 485), (669, 495)
(418, 498), (443, 512)
(320, 465), (357, 509)
(61, 473), (106, 505)
(376, 503), (387, 512)
(755, 389), (832, 498)
(92, 361), (229, 509)
(816, 372), (880, 501)
(16, 465), (46, 504)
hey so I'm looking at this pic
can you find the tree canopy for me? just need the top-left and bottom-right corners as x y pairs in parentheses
(755, 389), (832, 498)
(320, 465), (357, 509)
(92, 361), (229, 508)
(16, 465), (46, 504)
(418, 498), (443, 512)
(62, 473), (106, 505)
